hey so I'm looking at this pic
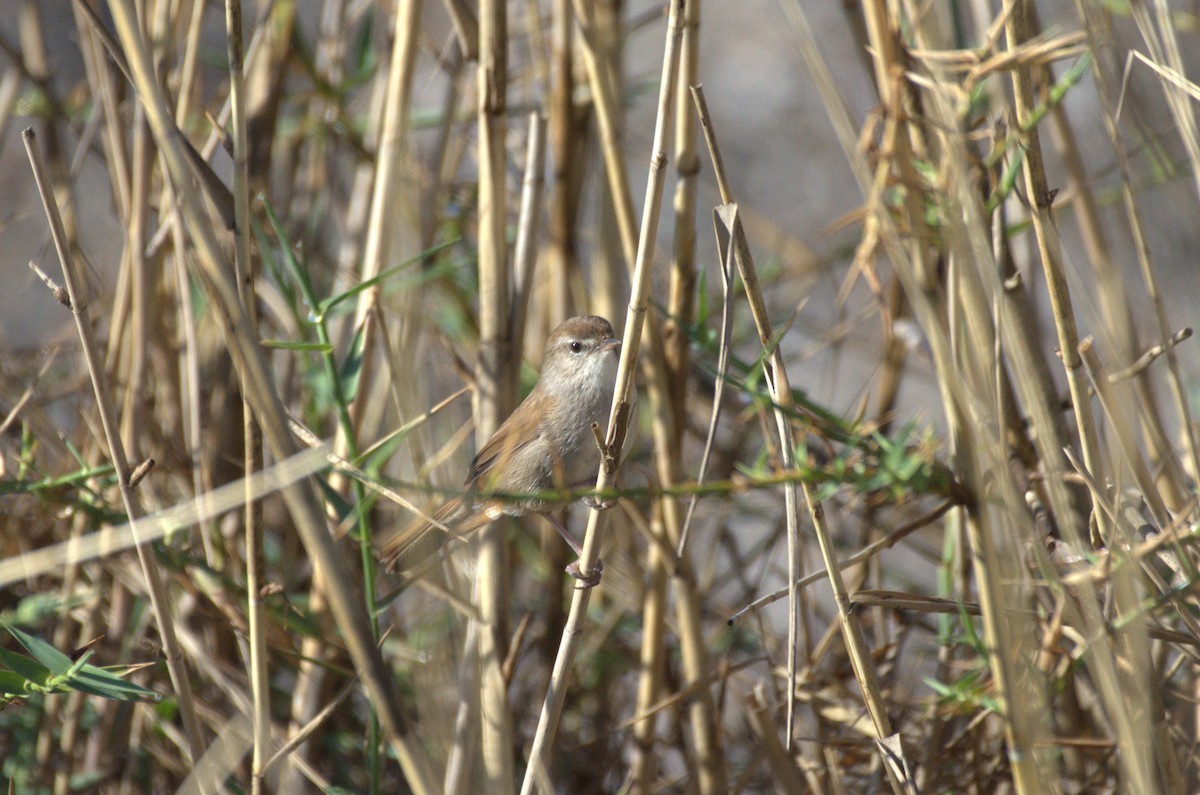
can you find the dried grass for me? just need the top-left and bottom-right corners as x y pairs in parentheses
(2, 1), (1200, 793)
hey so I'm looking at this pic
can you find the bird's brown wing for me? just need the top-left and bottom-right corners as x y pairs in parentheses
(466, 408), (545, 489)
(379, 402), (546, 573)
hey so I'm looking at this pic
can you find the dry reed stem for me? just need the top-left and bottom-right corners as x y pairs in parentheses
(285, 2), (422, 786)
(339, 0), (422, 460)
(221, 0), (268, 788)
(22, 128), (208, 776)
(904, 20), (1115, 788)
(691, 85), (812, 756)
(520, 3), (686, 791)
(666, 0), (701, 437)
(632, 9), (713, 787)
(1119, 6), (1200, 487)
(747, 684), (809, 792)
(1040, 50), (1187, 517)
(1005, 3), (1101, 541)
(470, 0), (518, 792)
(545, 0), (581, 321)
(474, 0), (517, 788)
(511, 112), (548, 349)
(702, 102), (904, 790)
(569, 0), (638, 268)
(823, 7), (1037, 788)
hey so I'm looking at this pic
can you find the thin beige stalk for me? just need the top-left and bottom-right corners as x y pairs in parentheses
(277, 5), (353, 783)
(689, 88), (800, 753)
(444, 0), (479, 58)
(520, 4), (686, 791)
(729, 500), (957, 622)
(711, 155), (905, 793)
(340, 0), (422, 453)
(923, 103), (1049, 795)
(546, 0), (582, 319)
(570, 0), (638, 267)
(1040, 66), (1189, 516)
(1120, 3), (1200, 484)
(475, 0), (517, 789)
(512, 113), (548, 359)
(586, 0), (627, 325)
(629, 532), (668, 793)
(1075, 342), (1169, 788)
(747, 686), (809, 791)
(1136, 1), (1200, 203)
(639, 353), (727, 791)
(263, 675), (360, 776)
(121, 109), (149, 456)
(633, 0), (727, 788)
(572, 4), (727, 787)
(174, 0), (207, 126)
(1003, 2), (1101, 533)
(222, 1), (269, 790)
(71, 3), (130, 220)
(22, 128), (207, 767)
(918, 48), (1148, 791)
(1078, 340), (1199, 642)
(789, 2), (1043, 785)
(102, 2), (438, 788)
(666, 0), (700, 464)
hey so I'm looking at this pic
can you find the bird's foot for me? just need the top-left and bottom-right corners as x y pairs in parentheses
(582, 494), (616, 511)
(565, 558), (603, 589)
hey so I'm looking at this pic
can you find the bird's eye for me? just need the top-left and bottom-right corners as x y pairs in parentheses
(569, 340), (583, 354)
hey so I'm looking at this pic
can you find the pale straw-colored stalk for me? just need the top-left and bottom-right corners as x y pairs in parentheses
(220, 1), (269, 791)
(693, 86), (904, 791)
(474, 0), (517, 790)
(519, 3), (686, 791)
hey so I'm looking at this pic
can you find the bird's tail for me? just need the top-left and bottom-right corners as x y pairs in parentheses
(377, 496), (494, 572)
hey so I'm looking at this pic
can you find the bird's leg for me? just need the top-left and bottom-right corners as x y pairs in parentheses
(543, 513), (602, 588)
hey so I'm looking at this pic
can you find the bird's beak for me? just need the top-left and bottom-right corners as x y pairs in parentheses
(597, 338), (621, 354)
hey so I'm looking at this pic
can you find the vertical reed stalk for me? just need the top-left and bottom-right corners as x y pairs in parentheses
(222, 1), (268, 792)
(475, 0), (517, 789)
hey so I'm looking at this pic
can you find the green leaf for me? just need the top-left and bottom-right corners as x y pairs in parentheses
(262, 340), (334, 352)
(9, 627), (73, 675)
(0, 465), (116, 495)
(0, 645), (50, 688)
(348, 11), (377, 85)
(0, 669), (31, 696)
(3, 628), (158, 702)
(69, 664), (158, 702)
(339, 322), (367, 402)
(263, 199), (321, 316)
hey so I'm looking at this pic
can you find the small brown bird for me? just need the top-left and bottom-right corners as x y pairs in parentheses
(379, 315), (621, 586)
